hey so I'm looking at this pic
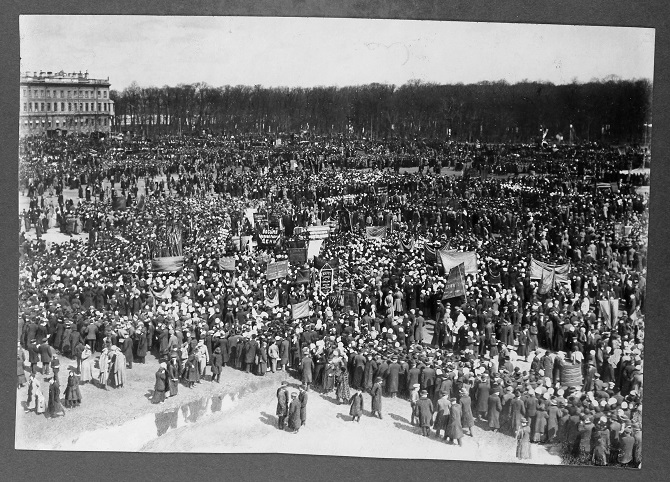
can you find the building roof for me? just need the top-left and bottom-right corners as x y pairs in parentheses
(20, 70), (110, 86)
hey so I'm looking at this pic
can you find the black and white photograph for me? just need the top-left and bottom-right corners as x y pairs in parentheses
(16, 15), (653, 467)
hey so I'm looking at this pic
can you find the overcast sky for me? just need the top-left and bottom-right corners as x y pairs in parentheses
(20, 16), (655, 91)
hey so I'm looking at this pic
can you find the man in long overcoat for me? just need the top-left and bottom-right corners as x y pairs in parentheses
(276, 381), (290, 429)
(288, 392), (302, 433)
(370, 376), (383, 419)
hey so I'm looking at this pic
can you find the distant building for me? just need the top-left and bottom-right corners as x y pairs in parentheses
(19, 70), (115, 137)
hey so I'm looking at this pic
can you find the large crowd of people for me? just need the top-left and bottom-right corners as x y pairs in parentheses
(18, 133), (646, 466)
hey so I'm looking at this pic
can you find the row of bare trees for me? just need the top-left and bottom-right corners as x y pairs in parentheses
(110, 78), (652, 143)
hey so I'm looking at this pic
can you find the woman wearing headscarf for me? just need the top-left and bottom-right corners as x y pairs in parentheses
(64, 370), (82, 408)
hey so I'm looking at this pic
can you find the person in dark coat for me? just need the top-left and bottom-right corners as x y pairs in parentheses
(445, 397), (464, 445)
(460, 388), (475, 436)
(509, 391), (526, 434)
(475, 375), (491, 420)
(152, 363), (167, 404)
(415, 390), (434, 437)
(211, 346), (223, 382)
(167, 355), (179, 397)
(135, 328), (148, 364)
(349, 389), (364, 422)
(276, 380), (290, 429)
(288, 392), (302, 433)
(47, 377), (65, 418)
(300, 351), (314, 389)
(63, 370), (81, 408)
(487, 389), (503, 431)
(218, 336), (230, 367)
(370, 376), (383, 419)
(352, 352), (366, 389)
(183, 354), (199, 388)
(385, 356), (402, 397)
(278, 337), (290, 371)
(299, 385), (308, 427)
(120, 334), (133, 369)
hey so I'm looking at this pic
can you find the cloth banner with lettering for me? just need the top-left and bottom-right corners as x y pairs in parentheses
(438, 250), (478, 275)
(442, 263), (467, 300)
(151, 256), (184, 272)
(365, 226), (387, 239)
(291, 300), (310, 320)
(219, 256), (236, 271)
(266, 260), (289, 281)
(529, 258), (571, 294)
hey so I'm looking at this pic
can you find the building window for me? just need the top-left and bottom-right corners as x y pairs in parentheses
(56, 120), (59, 127)
(84, 91), (88, 99)
(47, 103), (51, 111)
(48, 120), (52, 127)
(46, 90), (50, 98)
(41, 103), (44, 111)
(60, 90), (64, 98)
(61, 102), (65, 111)
(79, 103), (83, 111)
(53, 103), (57, 112)
(24, 120), (28, 126)
(53, 90), (56, 98)
(104, 91), (107, 98)
(97, 103), (101, 111)
(23, 103), (27, 112)
(104, 118), (108, 126)
(85, 103), (88, 112)
(67, 90), (71, 98)
(23, 89), (27, 97)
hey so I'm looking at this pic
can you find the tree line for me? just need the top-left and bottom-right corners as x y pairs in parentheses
(110, 78), (652, 144)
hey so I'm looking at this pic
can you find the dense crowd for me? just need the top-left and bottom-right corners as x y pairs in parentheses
(18, 133), (646, 466)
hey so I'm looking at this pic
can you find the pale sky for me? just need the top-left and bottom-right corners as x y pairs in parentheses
(20, 16), (655, 91)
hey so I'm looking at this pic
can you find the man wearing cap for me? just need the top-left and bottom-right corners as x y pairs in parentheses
(370, 376), (383, 419)
(386, 355), (402, 398)
(276, 381), (290, 430)
(445, 397), (464, 446)
(415, 389), (434, 437)
(299, 350), (314, 390)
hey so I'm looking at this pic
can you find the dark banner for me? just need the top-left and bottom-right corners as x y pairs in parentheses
(288, 247), (308, 266)
(343, 290), (359, 314)
(443, 262), (466, 299)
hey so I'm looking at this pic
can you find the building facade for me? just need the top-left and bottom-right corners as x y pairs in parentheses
(19, 70), (115, 137)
